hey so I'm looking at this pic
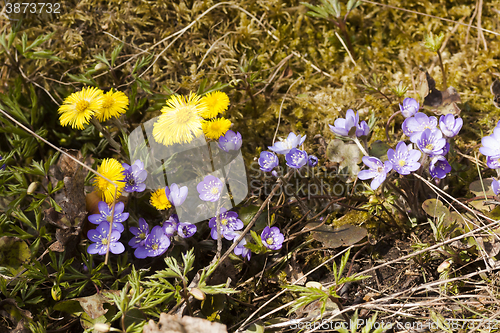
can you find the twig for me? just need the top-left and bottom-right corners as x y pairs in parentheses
(335, 31), (357, 67)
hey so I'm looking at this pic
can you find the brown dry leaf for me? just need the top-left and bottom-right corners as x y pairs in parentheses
(420, 71), (461, 115)
(143, 313), (227, 333)
(284, 256), (306, 285)
(305, 222), (367, 248)
(44, 151), (88, 251)
(73, 293), (109, 320)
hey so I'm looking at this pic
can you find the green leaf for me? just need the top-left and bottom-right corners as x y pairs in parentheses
(25, 32), (55, 52)
(66, 73), (97, 86)
(92, 51), (110, 68)
(111, 43), (124, 67)
(0, 236), (31, 276)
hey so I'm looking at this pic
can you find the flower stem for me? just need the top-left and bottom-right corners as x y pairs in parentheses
(352, 137), (369, 156)
(385, 110), (401, 142)
(90, 118), (122, 152)
(437, 50), (447, 89)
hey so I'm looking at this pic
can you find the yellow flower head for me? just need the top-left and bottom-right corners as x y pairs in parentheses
(200, 91), (229, 119)
(93, 158), (126, 204)
(58, 87), (104, 130)
(94, 89), (129, 122)
(152, 93), (207, 146)
(202, 118), (232, 140)
(150, 188), (172, 210)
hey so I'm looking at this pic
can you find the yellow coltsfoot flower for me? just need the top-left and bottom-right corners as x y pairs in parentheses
(93, 158), (126, 204)
(202, 117), (231, 140)
(58, 87), (104, 130)
(94, 89), (129, 122)
(152, 93), (207, 146)
(200, 91), (229, 119)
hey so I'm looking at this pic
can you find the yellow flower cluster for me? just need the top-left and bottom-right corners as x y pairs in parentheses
(151, 91), (232, 147)
(150, 188), (172, 210)
(58, 87), (129, 130)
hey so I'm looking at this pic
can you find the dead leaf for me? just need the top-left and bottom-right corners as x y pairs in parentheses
(143, 313), (227, 333)
(420, 71), (461, 115)
(74, 293), (109, 320)
(305, 222), (367, 248)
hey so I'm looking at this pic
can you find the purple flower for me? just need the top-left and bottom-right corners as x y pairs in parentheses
(402, 112), (438, 143)
(399, 98), (419, 118)
(0, 155), (5, 170)
(165, 183), (188, 207)
(218, 130), (242, 152)
(88, 201), (128, 233)
(258, 151), (279, 172)
(233, 236), (251, 260)
(261, 226), (284, 250)
(87, 222), (125, 255)
(136, 226), (170, 258)
(271, 170), (279, 177)
(285, 148), (308, 169)
(163, 214), (179, 237)
(327, 110), (369, 137)
(492, 179), (500, 195)
(439, 114), (463, 138)
(486, 156), (500, 169)
(129, 218), (150, 249)
(357, 120), (370, 137)
(177, 222), (197, 238)
(442, 141), (450, 155)
(416, 129), (446, 156)
(197, 175), (224, 202)
(480, 127), (500, 157)
(122, 160), (147, 192)
(268, 132), (307, 155)
(358, 156), (392, 190)
(208, 208), (243, 240)
(308, 155), (318, 167)
(387, 141), (421, 175)
(429, 156), (451, 179)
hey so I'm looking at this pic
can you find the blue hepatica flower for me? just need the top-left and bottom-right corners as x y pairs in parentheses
(129, 217), (150, 250)
(209, 208), (243, 241)
(177, 222), (197, 238)
(358, 156), (392, 190)
(165, 183), (188, 207)
(285, 148), (308, 169)
(492, 179), (500, 195)
(163, 214), (179, 237)
(233, 235), (251, 261)
(486, 156), (500, 169)
(88, 201), (129, 233)
(136, 226), (170, 258)
(258, 151), (279, 172)
(0, 155), (5, 170)
(402, 112), (438, 143)
(218, 130), (242, 152)
(429, 156), (451, 179)
(387, 141), (421, 175)
(479, 127), (500, 158)
(328, 109), (369, 137)
(122, 160), (147, 193)
(416, 129), (446, 156)
(261, 226), (284, 250)
(87, 222), (125, 255)
(268, 132), (306, 155)
(439, 114), (463, 138)
(308, 155), (318, 167)
(197, 175), (223, 202)
(399, 98), (419, 118)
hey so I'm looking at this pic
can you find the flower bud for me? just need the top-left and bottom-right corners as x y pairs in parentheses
(189, 287), (205, 301)
(94, 63), (107, 72)
(94, 323), (110, 332)
(306, 281), (323, 290)
(51, 284), (62, 301)
(27, 182), (38, 195)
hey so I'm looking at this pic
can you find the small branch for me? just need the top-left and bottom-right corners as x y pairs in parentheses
(352, 137), (369, 156)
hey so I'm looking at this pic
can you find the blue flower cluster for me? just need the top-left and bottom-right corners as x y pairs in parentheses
(480, 120), (500, 194)
(330, 98), (463, 190)
(258, 132), (318, 173)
